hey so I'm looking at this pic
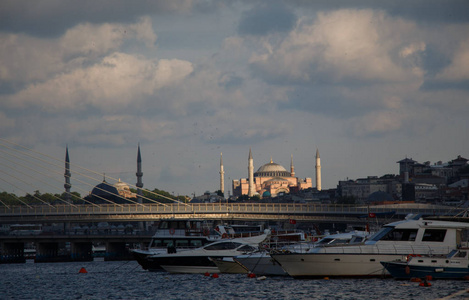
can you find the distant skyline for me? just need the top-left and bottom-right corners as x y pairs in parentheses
(1, 1), (468, 197)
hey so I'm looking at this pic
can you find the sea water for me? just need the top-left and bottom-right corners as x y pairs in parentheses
(1, 260), (469, 300)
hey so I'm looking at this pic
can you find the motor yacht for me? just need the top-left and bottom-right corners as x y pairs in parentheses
(272, 216), (469, 278)
(381, 248), (469, 280)
(147, 231), (270, 274)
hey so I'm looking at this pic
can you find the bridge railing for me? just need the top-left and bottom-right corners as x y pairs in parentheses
(0, 203), (463, 217)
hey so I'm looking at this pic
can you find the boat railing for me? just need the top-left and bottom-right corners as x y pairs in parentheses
(318, 244), (454, 256)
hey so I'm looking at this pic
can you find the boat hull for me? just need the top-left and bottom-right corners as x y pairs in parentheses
(235, 254), (287, 276)
(272, 253), (405, 278)
(381, 261), (469, 280)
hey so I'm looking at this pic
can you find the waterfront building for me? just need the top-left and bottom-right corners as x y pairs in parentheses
(232, 149), (315, 198)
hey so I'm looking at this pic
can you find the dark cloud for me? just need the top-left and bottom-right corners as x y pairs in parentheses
(289, 0), (469, 23)
(0, 0), (191, 37)
(238, 1), (297, 36)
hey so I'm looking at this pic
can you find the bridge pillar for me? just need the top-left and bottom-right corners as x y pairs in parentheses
(70, 242), (93, 261)
(105, 242), (132, 261)
(0, 242), (25, 264)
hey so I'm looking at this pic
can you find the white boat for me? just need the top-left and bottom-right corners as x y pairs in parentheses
(234, 231), (370, 276)
(381, 249), (469, 280)
(132, 219), (222, 271)
(147, 231), (270, 274)
(272, 217), (469, 278)
(210, 257), (249, 274)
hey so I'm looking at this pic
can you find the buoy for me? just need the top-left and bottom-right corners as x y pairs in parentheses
(247, 272), (256, 278)
(410, 277), (421, 282)
(323, 277), (330, 280)
(79, 267), (88, 273)
(204, 272), (210, 277)
(419, 280), (431, 287)
(426, 275), (432, 281)
(212, 273), (219, 278)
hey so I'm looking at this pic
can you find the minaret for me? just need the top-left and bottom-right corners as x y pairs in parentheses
(315, 148), (322, 191)
(136, 144), (143, 204)
(290, 154), (295, 177)
(64, 146), (71, 203)
(248, 148), (254, 197)
(219, 152), (225, 196)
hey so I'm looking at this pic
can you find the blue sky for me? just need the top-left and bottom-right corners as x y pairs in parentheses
(1, 0), (468, 197)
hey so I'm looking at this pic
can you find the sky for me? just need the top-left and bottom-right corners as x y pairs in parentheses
(1, 0), (468, 198)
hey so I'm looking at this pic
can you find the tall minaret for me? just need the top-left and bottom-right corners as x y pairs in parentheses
(219, 152), (225, 196)
(136, 144), (143, 204)
(248, 148), (254, 197)
(290, 154), (295, 177)
(315, 148), (322, 191)
(64, 146), (71, 203)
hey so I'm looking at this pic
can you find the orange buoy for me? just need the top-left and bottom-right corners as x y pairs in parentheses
(204, 272), (210, 277)
(212, 273), (219, 278)
(426, 275), (432, 281)
(247, 272), (256, 278)
(410, 277), (421, 282)
(419, 280), (431, 287)
(79, 267), (88, 273)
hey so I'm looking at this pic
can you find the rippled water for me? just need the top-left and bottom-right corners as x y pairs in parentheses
(1, 260), (469, 300)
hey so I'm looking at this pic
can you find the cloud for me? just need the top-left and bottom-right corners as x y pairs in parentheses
(0, 17), (157, 84)
(238, 1), (297, 36)
(250, 9), (424, 85)
(4, 52), (193, 113)
(0, 0), (193, 37)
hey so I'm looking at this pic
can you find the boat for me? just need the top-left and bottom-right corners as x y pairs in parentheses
(234, 231), (370, 276)
(271, 216), (469, 278)
(210, 257), (249, 274)
(146, 231), (270, 274)
(131, 219), (222, 271)
(381, 249), (469, 280)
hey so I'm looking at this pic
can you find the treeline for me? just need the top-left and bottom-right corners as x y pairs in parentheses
(0, 188), (187, 206)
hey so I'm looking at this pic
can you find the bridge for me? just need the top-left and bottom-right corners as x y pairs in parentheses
(0, 203), (465, 224)
(0, 203), (467, 264)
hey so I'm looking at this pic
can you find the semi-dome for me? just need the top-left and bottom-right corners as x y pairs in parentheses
(255, 158), (291, 177)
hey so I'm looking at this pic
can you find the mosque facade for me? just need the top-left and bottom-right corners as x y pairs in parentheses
(231, 149), (321, 198)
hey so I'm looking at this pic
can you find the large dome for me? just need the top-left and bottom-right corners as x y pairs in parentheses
(255, 159), (291, 177)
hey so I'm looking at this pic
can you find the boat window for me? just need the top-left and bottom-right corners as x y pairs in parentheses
(204, 242), (242, 250)
(158, 222), (169, 229)
(368, 227), (393, 241)
(422, 229), (446, 242)
(446, 249), (458, 258)
(457, 251), (467, 258)
(190, 240), (203, 248)
(380, 229), (418, 241)
(317, 238), (333, 245)
(175, 240), (189, 247)
(237, 245), (256, 252)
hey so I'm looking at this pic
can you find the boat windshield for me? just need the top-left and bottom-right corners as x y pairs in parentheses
(367, 227), (393, 242)
(204, 242), (243, 250)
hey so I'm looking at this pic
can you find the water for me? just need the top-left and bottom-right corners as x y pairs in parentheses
(1, 260), (469, 300)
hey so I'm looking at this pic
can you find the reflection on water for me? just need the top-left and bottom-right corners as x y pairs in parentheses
(1, 260), (469, 300)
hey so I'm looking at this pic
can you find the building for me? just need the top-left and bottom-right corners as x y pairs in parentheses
(232, 149), (316, 198)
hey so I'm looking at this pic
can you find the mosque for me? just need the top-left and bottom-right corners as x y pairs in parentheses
(230, 148), (322, 198)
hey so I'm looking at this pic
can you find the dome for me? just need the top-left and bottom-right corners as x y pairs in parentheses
(262, 191), (271, 197)
(91, 181), (119, 197)
(114, 178), (130, 191)
(255, 158), (291, 178)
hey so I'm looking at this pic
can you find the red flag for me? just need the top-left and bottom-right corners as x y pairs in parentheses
(368, 213), (376, 218)
(289, 219), (297, 224)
